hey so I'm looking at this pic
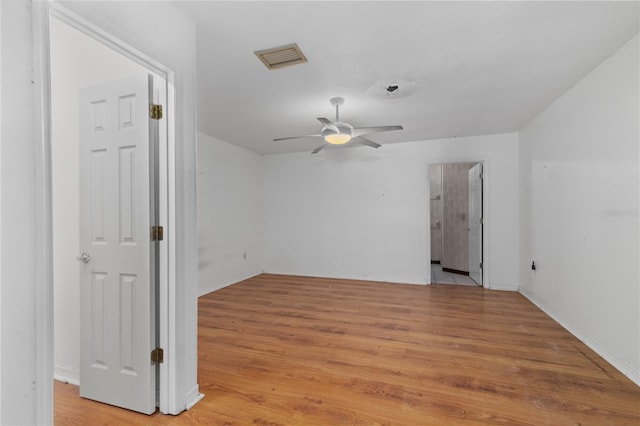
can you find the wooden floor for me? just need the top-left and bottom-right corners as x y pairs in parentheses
(55, 274), (640, 425)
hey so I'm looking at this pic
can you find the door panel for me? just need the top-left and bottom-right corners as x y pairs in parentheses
(468, 163), (483, 285)
(79, 74), (156, 414)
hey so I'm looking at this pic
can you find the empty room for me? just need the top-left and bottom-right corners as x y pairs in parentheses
(1, 1), (638, 425)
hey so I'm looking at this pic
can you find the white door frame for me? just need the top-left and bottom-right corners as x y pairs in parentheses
(32, 1), (178, 417)
(32, 2), (55, 423)
(426, 159), (490, 287)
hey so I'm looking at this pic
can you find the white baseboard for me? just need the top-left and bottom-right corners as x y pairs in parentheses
(54, 366), (80, 386)
(186, 392), (204, 410)
(486, 283), (518, 291)
(198, 272), (261, 297)
(519, 287), (640, 386)
(261, 270), (426, 286)
(184, 384), (203, 411)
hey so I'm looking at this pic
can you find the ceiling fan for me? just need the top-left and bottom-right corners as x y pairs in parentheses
(274, 97), (403, 154)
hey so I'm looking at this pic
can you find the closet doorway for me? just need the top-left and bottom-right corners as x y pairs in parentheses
(429, 162), (483, 286)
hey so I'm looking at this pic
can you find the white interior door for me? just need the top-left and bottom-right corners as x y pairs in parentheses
(468, 163), (483, 285)
(79, 74), (157, 414)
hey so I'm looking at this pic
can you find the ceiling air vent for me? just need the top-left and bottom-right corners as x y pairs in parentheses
(254, 43), (308, 70)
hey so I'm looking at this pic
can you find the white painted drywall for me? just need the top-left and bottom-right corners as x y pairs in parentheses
(1, 0), (39, 423)
(197, 132), (263, 296)
(263, 133), (519, 290)
(519, 34), (639, 385)
(56, 1), (199, 414)
(50, 17), (148, 385)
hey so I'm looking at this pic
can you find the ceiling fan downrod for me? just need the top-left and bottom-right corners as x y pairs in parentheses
(329, 97), (345, 122)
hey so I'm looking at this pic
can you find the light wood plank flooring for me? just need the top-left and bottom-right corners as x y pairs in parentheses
(55, 274), (640, 425)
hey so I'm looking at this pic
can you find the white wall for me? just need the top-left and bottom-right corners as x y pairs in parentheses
(197, 132), (263, 295)
(519, 35), (639, 384)
(0, 1), (39, 423)
(263, 133), (519, 290)
(50, 17), (149, 385)
(56, 1), (199, 414)
(1, 0), (58, 422)
(0, 1), (36, 424)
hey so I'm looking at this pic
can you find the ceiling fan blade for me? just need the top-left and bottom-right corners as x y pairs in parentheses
(273, 134), (321, 141)
(317, 117), (339, 133)
(356, 136), (381, 149)
(311, 143), (326, 154)
(352, 125), (403, 137)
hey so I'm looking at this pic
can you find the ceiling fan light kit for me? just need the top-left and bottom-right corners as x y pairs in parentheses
(324, 133), (351, 145)
(274, 96), (403, 154)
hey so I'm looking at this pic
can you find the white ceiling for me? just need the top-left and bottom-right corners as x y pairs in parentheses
(174, 1), (639, 155)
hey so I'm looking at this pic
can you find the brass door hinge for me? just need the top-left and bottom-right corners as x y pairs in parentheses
(150, 104), (163, 120)
(151, 348), (164, 365)
(151, 226), (164, 241)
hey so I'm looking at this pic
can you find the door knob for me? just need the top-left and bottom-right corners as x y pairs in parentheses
(77, 252), (91, 264)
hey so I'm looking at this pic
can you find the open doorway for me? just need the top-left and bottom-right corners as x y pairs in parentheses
(429, 162), (483, 286)
(50, 15), (167, 413)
